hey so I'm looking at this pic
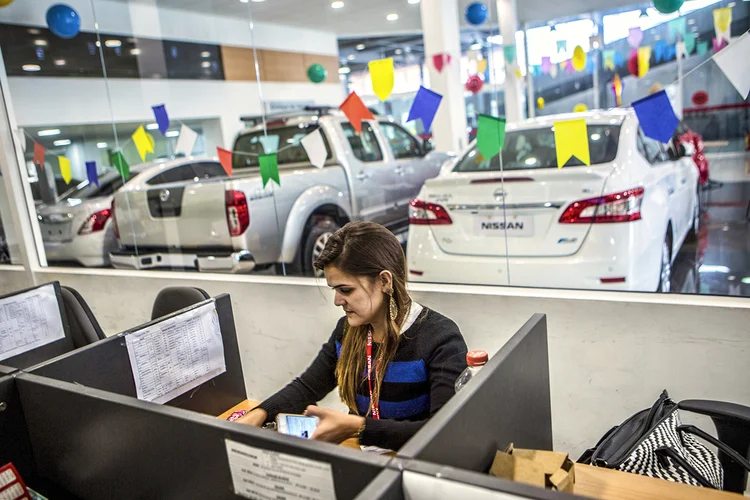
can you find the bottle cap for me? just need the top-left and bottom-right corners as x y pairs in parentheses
(467, 350), (488, 366)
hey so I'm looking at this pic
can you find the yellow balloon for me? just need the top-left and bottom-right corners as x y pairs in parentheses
(572, 45), (586, 71)
(0, 0), (14, 6)
(537, 97), (545, 110)
(574, 103), (588, 113)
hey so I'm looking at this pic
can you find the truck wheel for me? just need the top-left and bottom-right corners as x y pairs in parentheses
(302, 219), (340, 277)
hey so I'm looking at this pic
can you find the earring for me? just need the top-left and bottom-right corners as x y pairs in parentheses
(388, 289), (398, 322)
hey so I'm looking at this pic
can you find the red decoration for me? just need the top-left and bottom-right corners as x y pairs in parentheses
(33, 141), (46, 168)
(628, 53), (639, 77)
(465, 74), (484, 94)
(216, 147), (233, 177)
(692, 91), (709, 106)
(339, 91), (375, 134)
(432, 53), (452, 73)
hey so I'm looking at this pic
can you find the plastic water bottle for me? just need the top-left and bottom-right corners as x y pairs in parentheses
(454, 350), (489, 393)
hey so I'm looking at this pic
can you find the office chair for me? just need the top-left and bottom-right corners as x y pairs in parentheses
(678, 400), (750, 494)
(151, 287), (210, 321)
(60, 286), (106, 348)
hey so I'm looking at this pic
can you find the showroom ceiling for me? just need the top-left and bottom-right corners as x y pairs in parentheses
(112, 0), (647, 35)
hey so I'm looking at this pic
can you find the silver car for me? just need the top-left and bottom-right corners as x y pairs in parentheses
(38, 157), (226, 267)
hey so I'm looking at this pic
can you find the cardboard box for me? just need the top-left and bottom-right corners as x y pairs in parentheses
(489, 444), (575, 493)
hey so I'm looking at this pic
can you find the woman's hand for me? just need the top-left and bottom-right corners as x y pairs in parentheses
(236, 408), (268, 427)
(305, 406), (365, 444)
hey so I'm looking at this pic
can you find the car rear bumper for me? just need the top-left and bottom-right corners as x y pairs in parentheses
(406, 225), (661, 292)
(44, 231), (113, 268)
(109, 249), (256, 274)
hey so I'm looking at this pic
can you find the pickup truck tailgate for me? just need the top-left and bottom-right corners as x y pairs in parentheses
(115, 181), (232, 248)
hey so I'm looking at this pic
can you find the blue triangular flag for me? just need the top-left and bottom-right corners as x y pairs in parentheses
(151, 104), (170, 135)
(613, 51), (625, 68)
(632, 90), (679, 143)
(407, 86), (443, 134)
(653, 40), (667, 63)
(665, 44), (677, 61)
(86, 161), (99, 187)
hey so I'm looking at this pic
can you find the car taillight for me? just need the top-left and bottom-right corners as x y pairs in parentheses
(409, 199), (453, 225)
(559, 187), (645, 224)
(78, 209), (112, 235)
(226, 190), (250, 236)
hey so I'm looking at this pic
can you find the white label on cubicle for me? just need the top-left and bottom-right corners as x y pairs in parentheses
(125, 302), (226, 404)
(0, 283), (65, 361)
(224, 439), (337, 500)
(403, 471), (528, 500)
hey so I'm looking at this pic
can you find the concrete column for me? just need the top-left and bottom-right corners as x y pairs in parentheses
(496, 0), (524, 123)
(420, 0), (467, 153)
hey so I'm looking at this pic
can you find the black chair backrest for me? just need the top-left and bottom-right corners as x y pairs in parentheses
(60, 286), (106, 348)
(151, 287), (211, 321)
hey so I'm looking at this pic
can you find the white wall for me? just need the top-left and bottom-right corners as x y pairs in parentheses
(2, 267), (748, 460)
(0, 0), (343, 148)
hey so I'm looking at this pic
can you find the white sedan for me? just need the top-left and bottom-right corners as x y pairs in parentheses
(407, 109), (700, 292)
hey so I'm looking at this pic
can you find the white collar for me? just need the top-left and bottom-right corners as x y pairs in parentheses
(400, 302), (423, 334)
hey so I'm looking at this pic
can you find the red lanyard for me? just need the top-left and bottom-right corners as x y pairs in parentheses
(366, 327), (381, 419)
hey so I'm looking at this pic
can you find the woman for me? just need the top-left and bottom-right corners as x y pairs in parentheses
(238, 222), (467, 450)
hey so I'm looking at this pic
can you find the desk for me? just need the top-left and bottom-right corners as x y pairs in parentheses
(218, 401), (743, 499)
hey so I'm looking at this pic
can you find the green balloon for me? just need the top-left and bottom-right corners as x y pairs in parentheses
(307, 64), (327, 84)
(653, 0), (684, 14)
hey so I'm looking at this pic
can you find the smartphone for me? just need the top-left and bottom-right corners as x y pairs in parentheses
(276, 413), (319, 439)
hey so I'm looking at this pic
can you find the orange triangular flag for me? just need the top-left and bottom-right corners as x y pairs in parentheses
(217, 147), (233, 177)
(339, 91), (374, 134)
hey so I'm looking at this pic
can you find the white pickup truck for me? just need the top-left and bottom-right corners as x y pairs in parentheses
(110, 110), (451, 275)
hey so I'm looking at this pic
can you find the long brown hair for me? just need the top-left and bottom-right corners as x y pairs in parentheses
(314, 222), (411, 416)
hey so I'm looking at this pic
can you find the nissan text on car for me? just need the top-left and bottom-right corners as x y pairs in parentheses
(407, 109), (700, 292)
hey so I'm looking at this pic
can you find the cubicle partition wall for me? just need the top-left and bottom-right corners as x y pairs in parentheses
(399, 313), (553, 473)
(0, 365), (16, 375)
(0, 375), (34, 482)
(28, 294), (246, 415)
(0, 282), (74, 369)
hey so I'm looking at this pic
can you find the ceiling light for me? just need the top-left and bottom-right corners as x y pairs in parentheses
(53, 139), (71, 147)
(104, 40), (122, 48)
(487, 34), (503, 45)
(742, 277), (750, 284)
(338, 66), (351, 74)
(687, 19), (696, 25)
(201, 51), (211, 58)
(165, 130), (180, 137)
(34, 40), (48, 47)
(54, 59), (66, 66)
(23, 64), (41, 72)
(590, 133), (601, 141)
(95, 41), (101, 47)
(394, 48), (403, 55)
(38, 129), (61, 137)
(28, 29), (41, 35)
(386, 13), (399, 21)
(408, 0), (420, 4)
(239, 0), (249, 2)
(699, 265), (730, 273)
(331, 1), (344, 8)
(356, 44), (366, 50)
(524, 157), (537, 165)
(469, 42), (482, 50)
(130, 48), (142, 55)
(201, 61), (211, 68)
(146, 123), (159, 130)
(250, 0), (265, 2)
(347, 54), (355, 60)
(728, 1), (736, 6)
(97, 142), (108, 149)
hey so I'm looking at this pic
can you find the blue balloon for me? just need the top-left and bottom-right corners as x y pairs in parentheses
(46, 4), (81, 39)
(465, 2), (488, 26)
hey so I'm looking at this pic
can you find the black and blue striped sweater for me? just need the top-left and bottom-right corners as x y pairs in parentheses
(259, 307), (468, 450)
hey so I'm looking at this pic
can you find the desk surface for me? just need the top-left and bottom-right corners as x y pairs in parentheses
(218, 400), (743, 500)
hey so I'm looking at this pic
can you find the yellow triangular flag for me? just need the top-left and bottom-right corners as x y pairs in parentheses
(554, 119), (590, 168)
(638, 46), (651, 77)
(132, 125), (155, 162)
(714, 7), (731, 37)
(477, 59), (488, 73)
(58, 156), (72, 184)
(369, 57), (395, 102)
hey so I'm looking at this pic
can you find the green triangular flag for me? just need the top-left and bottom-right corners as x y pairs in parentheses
(476, 114), (506, 160)
(503, 45), (516, 65)
(259, 153), (280, 188)
(111, 150), (130, 178)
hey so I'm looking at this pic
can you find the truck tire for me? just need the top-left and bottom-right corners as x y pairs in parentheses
(302, 219), (341, 277)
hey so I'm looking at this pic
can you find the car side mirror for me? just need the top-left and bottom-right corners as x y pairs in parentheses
(422, 139), (434, 155)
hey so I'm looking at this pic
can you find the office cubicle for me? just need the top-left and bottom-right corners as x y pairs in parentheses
(0, 365), (15, 375)
(0, 374), (34, 483)
(399, 313), (553, 473)
(355, 459), (584, 500)
(0, 282), (74, 370)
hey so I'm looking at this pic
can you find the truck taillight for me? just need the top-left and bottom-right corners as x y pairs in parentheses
(409, 199), (453, 225)
(78, 208), (112, 235)
(226, 190), (250, 236)
(559, 187), (645, 224)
